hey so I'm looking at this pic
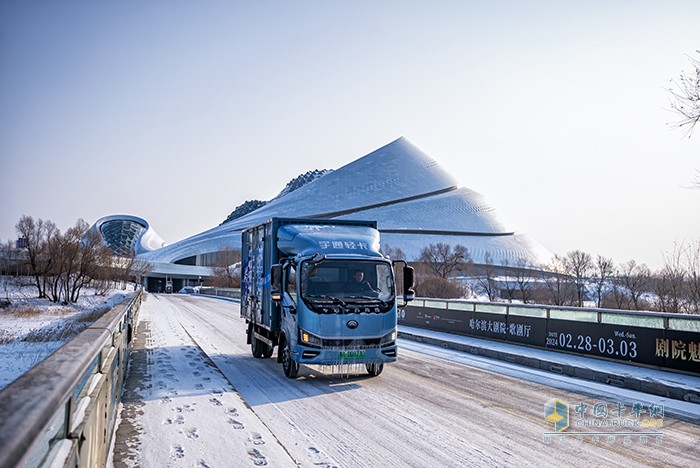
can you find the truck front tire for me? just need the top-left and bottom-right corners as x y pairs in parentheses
(366, 362), (384, 376)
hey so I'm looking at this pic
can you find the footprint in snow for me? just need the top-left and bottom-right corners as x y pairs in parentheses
(209, 397), (222, 406)
(307, 447), (338, 468)
(160, 396), (172, 404)
(246, 448), (267, 466)
(227, 418), (244, 430)
(174, 404), (195, 413)
(185, 427), (199, 439)
(194, 383), (204, 390)
(170, 444), (185, 460)
(249, 432), (265, 445)
(226, 407), (239, 416)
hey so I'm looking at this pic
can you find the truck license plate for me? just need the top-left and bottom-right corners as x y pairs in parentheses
(338, 350), (365, 359)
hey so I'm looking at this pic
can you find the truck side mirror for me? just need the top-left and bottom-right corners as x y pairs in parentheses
(271, 264), (282, 302)
(403, 266), (415, 302)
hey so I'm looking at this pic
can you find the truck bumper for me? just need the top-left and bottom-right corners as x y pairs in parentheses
(295, 344), (397, 365)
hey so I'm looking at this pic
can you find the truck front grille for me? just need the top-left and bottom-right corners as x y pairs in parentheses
(322, 338), (382, 349)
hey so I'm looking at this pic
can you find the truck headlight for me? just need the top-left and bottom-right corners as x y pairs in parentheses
(299, 329), (323, 348)
(380, 329), (397, 346)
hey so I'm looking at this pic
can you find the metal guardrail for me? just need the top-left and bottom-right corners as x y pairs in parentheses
(402, 298), (700, 374)
(198, 287), (240, 300)
(407, 298), (700, 331)
(0, 290), (143, 468)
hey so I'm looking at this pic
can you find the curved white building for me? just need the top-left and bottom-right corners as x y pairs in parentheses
(90, 215), (166, 256)
(93, 137), (553, 289)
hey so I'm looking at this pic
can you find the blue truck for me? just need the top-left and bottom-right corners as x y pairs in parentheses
(241, 218), (415, 378)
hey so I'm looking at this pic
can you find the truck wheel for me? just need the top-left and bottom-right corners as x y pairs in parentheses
(251, 335), (265, 358)
(262, 345), (274, 359)
(366, 362), (384, 376)
(281, 340), (299, 379)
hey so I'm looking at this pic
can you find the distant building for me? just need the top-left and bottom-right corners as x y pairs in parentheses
(90, 137), (552, 290)
(88, 215), (166, 257)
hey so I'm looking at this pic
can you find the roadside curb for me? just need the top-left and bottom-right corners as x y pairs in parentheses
(398, 328), (700, 404)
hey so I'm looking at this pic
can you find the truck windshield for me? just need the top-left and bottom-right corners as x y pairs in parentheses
(300, 259), (395, 313)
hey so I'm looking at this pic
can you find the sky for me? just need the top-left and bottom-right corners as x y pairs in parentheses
(1, 1), (698, 270)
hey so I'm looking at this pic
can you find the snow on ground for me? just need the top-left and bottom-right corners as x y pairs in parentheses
(115, 295), (700, 467)
(112, 294), (295, 467)
(0, 277), (131, 390)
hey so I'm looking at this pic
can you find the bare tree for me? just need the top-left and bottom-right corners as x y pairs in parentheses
(500, 259), (518, 303)
(513, 258), (535, 304)
(686, 240), (700, 314)
(619, 260), (651, 310)
(14, 216), (116, 303)
(610, 276), (631, 310)
(211, 247), (241, 288)
(130, 258), (153, 290)
(15, 215), (57, 298)
(40, 219), (112, 304)
(542, 255), (574, 306)
(417, 243), (471, 279)
(414, 243), (471, 299)
(655, 243), (688, 313)
(667, 50), (700, 139)
(475, 252), (499, 302)
(592, 255), (615, 308)
(564, 250), (592, 307)
(109, 252), (151, 291)
(381, 243), (406, 261)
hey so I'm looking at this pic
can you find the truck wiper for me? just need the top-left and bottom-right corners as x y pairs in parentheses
(345, 295), (391, 308)
(305, 294), (347, 307)
(310, 253), (327, 265)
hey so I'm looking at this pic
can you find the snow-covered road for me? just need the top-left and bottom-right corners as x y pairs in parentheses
(113, 294), (700, 467)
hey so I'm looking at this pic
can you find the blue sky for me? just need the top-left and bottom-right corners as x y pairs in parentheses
(1, 1), (698, 269)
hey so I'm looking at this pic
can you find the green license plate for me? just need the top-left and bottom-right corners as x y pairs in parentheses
(338, 350), (366, 359)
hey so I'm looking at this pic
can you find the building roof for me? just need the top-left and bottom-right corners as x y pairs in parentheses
(98, 137), (552, 273)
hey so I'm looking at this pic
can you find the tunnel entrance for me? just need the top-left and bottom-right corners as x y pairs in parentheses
(144, 277), (193, 293)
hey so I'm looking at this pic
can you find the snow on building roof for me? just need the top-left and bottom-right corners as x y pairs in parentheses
(98, 137), (552, 272)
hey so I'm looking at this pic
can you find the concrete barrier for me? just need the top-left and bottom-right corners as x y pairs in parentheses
(0, 290), (143, 468)
(401, 298), (700, 374)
